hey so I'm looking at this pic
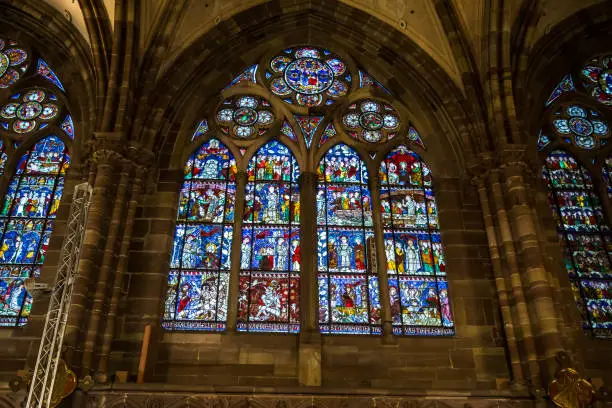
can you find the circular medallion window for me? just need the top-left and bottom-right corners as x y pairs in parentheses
(0, 38), (29, 88)
(266, 46), (351, 107)
(0, 89), (61, 138)
(215, 95), (275, 139)
(341, 100), (400, 143)
(582, 55), (612, 105)
(551, 105), (609, 150)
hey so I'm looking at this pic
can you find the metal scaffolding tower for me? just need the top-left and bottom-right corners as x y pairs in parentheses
(26, 182), (92, 408)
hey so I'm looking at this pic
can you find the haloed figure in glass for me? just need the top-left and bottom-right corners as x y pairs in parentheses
(0, 135), (69, 327)
(164, 139), (236, 331)
(317, 144), (380, 335)
(238, 141), (301, 333)
(380, 146), (453, 336)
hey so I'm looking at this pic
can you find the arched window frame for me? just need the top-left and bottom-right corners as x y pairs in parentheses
(0, 36), (74, 328)
(537, 57), (612, 339)
(164, 46), (456, 337)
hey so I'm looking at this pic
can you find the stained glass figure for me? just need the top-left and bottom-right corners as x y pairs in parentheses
(380, 145), (454, 336)
(281, 120), (298, 143)
(581, 55), (612, 105)
(215, 95), (274, 139)
(266, 47), (350, 107)
(538, 131), (551, 151)
(37, 59), (65, 92)
(358, 70), (391, 95)
(239, 141), (300, 333)
(408, 127), (426, 149)
(546, 74), (575, 107)
(0, 136), (70, 327)
(0, 139), (6, 175)
(190, 119), (209, 142)
(294, 115), (323, 148)
(60, 115), (74, 139)
(0, 89), (61, 139)
(317, 144), (380, 334)
(542, 150), (612, 338)
(0, 39), (29, 88)
(341, 100), (399, 144)
(551, 105), (609, 150)
(319, 123), (336, 147)
(224, 64), (258, 89)
(163, 139), (237, 331)
(603, 157), (612, 200)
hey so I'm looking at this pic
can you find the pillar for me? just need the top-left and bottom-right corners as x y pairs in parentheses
(226, 171), (247, 332)
(298, 171), (321, 386)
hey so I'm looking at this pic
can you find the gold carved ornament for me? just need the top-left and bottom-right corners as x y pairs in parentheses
(549, 367), (595, 408)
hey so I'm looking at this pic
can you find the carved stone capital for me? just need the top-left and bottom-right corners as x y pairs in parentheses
(89, 132), (126, 166)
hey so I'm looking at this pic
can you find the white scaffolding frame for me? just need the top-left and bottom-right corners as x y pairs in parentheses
(26, 182), (92, 408)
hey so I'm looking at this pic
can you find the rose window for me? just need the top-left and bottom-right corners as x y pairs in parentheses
(341, 100), (400, 143)
(265, 46), (351, 107)
(582, 55), (612, 105)
(215, 95), (275, 139)
(0, 38), (29, 88)
(0, 89), (60, 136)
(552, 105), (609, 150)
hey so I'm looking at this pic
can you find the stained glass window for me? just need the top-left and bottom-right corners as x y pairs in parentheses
(266, 47), (350, 107)
(163, 139), (237, 331)
(238, 141), (301, 333)
(1, 89), (61, 137)
(0, 38), (29, 88)
(546, 74), (575, 107)
(581, 55), (612, 105)
(216, 95), (274, 139)
(317, 144), (380, 334)
(37, 59), (65, 92)
(294, 115), (323, 148)
(379, 146), (454, 336)
(225, 64), (257, 90)
(542, 150), (612, 338)
(0, 139), (7, 174)
(341, 100), (399, 144)
(0, 135), (70, 327)
(190, 119), (209, 142)
(551, 105), (609, 150)
(603, 157), (612, 200)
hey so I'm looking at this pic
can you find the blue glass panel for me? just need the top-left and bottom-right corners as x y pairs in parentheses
(165, 139), (237, 331)
(380, 146), (454, 336)
(239, 141), (300, 333)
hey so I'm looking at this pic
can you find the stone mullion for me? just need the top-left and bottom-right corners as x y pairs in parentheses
(297, 171), (321, 387)
(298, 172), (318, 333)
(503, 164), (564, 379)
(64, 148), (123, 373)
(81, 160), (132, 374)
(225, 171), (247, 332)
(96, 165), (145, 383)
(489, 169), (540, 387)
(368, 177), (394, 341)
(475, 175), (524, 385)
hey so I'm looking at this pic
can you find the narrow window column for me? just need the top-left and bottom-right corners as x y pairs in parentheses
(489, 168), (541, 388)
(473, 172), (524, 386)
(81, 160), (131, 373)
(225, 170), (247, 332)
(96, 159), (148, 383)
(368, 176), (394, 342)
(298, 171), (321, 386)
(64, 133), (125, 373)
(502, 159), (564, 381)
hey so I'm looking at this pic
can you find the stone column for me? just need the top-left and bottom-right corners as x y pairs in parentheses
(95, 163), (145, 383)
(298, 171), (321, 387)
(473, 172), (524, 385)
(81, 160), (131, 373)
(225, 171), (247, 332)
(64, 133), (125, 374)
(368, 177), (394, 342)
(502, 158), (564, 379)
(489, 168), (540, 387)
